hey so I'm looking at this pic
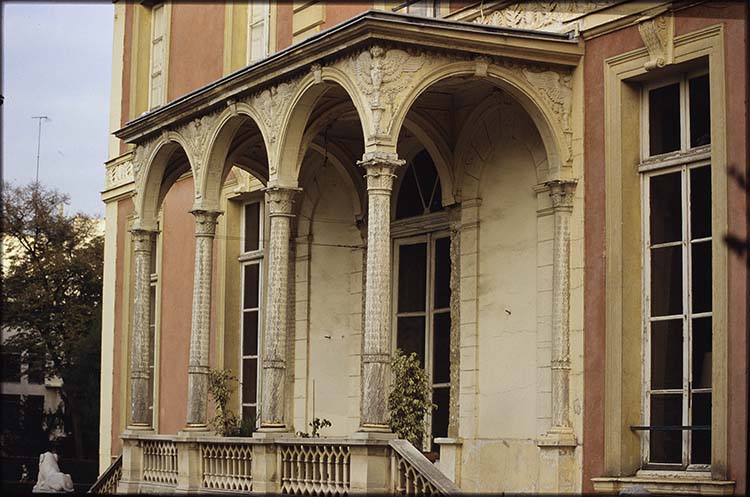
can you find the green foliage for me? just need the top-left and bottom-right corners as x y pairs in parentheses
(388, 349), (435, 448)
(1, 181), (103, 460)
(206, 368), (255, 437)
(296, 418), (332, 438)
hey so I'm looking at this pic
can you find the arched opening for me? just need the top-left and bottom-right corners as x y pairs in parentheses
(391, 73), (552, 457)
(291, 82), (367, 436)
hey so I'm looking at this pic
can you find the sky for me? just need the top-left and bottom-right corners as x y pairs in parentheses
(3, 2), (114, 217)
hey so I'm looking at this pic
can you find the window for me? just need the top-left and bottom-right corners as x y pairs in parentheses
(392, 0), (440, 17)
(641, 72), (711, 469)
(248, 2), (270, 63)
(1, 349), (22, 382)
(239, 201), (263, 424)
(393, 150), (451, 449)
(149, 3), (167, 109)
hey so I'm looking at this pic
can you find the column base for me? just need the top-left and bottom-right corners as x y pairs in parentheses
(124, 424), (154, 434)
(352, 430), (396, 441)
(537, 427), (577, 493)
(252, 429), (294, 439)
(178, 424), (212, 437)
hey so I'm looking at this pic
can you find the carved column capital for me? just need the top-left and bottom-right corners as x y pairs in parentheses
(546, 179), (577, 211)
(263, 186), (301, 217)
(357, 152), (405, 193)
(190, 209), (222, 237)
(130, 229), (157, 252)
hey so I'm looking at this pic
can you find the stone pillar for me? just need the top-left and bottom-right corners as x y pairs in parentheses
(547, 179), (577, 436)
(129, 228), (156, 428)
(259, 186), (300, 431)
(357, 152), (404, 431)
(538, 179), (577, 493)
(185, 209), (222, 429)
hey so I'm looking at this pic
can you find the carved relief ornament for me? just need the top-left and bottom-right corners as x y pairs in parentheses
(638, 14), (674, 71)
(349, 46), (427, 139)
(473, 1), (613, 32)
(105, 159), (134, 190)
(177, 111), (222, 185)
(131, 136), (160, 187)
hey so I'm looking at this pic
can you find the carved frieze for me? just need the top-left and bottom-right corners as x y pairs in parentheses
(177, 111), (222, 180)
(131, 136), (160, 187)
(105, 158), (134, 190)
(472, 1), (613, 33)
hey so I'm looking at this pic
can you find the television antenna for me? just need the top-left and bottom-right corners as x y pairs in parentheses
(31, 115), (50, 183)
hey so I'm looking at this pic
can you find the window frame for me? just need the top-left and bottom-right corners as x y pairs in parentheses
(148, 2), (168, 110)
(639, 70), (712, 472)
(238, 199), (265, 425)
(247, 2), (270, 64)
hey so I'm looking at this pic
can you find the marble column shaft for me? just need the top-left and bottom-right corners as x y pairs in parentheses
(547, 180), (577, 430)
(358, 152), (404, 430)
(260, 186), (299, 430)
(185, 209), (221, 428)
(129, 228), (156, 427)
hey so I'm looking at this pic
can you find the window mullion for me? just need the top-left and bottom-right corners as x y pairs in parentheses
(681, 164), (691, 467)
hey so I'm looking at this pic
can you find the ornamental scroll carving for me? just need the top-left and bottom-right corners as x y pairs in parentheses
(472, 1), (613, 32)
(349, 46), (426, 139)
(639, 14), (673, 71)
(131, 136), (160, 187)
(177, 111), (222, 198)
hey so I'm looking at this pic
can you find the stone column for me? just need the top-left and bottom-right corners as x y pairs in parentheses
(538, 179), (577, 493)
(547, 179), (577, 436)
(357, 152), (404, 431)
(129, 228), (156, 428)
(185, 209), (222, 429)
(259, 186), (299, 431)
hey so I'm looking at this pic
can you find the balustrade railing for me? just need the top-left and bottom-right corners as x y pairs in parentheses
(200, 439), (253, 491)
(118, 433), (458, 495)
(88, 455), (122, 494)
(142, 439), (178, 485)
(279, 441), (351, 495)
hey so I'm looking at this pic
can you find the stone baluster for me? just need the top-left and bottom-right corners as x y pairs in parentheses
(259, 186), (300, 431)
(185, 209), (222, 429)
(357, 152), (404, 431)
(129, 228), (157, 428)
(547, 179), (577, 436)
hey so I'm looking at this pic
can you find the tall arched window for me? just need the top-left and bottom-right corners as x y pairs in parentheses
(393, 149), (451, 449)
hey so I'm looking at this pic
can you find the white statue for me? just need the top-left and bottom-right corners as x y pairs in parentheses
(32, 451), (74, 493)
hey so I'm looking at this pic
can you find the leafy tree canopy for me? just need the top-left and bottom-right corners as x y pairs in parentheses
(1, 181), (103, 460)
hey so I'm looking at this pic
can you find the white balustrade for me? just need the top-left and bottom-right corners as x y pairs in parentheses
(279, 442), (351, 495)
(142, 440), (178, 485)
(200, 440), (253, 491)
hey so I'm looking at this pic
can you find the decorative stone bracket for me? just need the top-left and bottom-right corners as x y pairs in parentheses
(638, 13), (674, 71)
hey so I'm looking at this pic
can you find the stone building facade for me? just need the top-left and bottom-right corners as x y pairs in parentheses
(98, 1), (748, 494)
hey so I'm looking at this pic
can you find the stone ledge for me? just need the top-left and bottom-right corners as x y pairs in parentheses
(591, 476), (735, 495)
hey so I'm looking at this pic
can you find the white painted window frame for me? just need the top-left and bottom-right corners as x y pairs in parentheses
(640, 69), (712, 472)
(247, 2), (270, 64)
(239, 200), (264, 425)
(147, 224), (162, 429)
(148, 2), (168, 110)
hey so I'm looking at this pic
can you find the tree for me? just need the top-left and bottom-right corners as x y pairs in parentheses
(1, 181), (103, 461)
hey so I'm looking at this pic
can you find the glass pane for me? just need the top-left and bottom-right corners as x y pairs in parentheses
(649, 83), (681, 155)
(243, 263), (260, 309)
(242, 358), (258, 403)
(150, 236), (157, 273)
(413, 150), (438, 211)
(244, 203), (260, 252)
(649, 172), (682, 244)
(397, 316), (426, 367)
(692, 317), (712, 389)
(691, 392), (711, 464)
(690, 166), (711, 240)
(398, 243), (427, 312)
(689, 74), (711, 147)
(649, 394), (683, 464)
(396, 165), (424, 219)
(691, 241), (712, 313)
(434, 237), (451, 309)
(149, 285), (157, 325)
(242, 405), (257, 424)
(431, 387), (450, 440)
(650, 319), (683, 390)
(650, 245), (683, 316)
(432, 312), (451, 384)
(243, 310), (259, 357)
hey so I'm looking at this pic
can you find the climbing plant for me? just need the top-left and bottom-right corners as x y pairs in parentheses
(387, 349), (435, 448)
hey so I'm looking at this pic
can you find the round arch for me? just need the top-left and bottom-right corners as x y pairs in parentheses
(273, 67), (370, 185)
(200, 104), (272, 212)
(135, 132), (195, 231)
(389, 60), (568, 179)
